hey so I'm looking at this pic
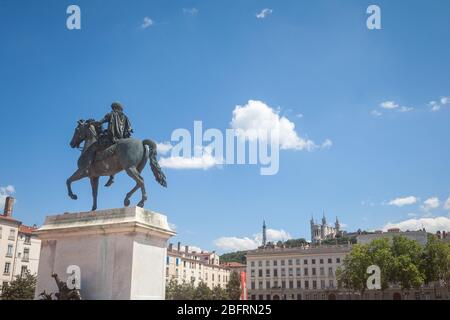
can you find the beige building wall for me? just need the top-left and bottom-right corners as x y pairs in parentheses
(166, 243), (230, 289)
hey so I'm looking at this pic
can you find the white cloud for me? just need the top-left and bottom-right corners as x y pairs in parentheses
(399, 106), (413, 113)
(159, 146), (222, 170)
(214, 228), (292, 252)
(141, 17), (154, 29)
(231, 100), (328, 151)
(0, 185), (15, 209)
(157, 142), (173, 155)
(444, 197), (450, 210)
(383, 216), (450, 233)
(371, 110), (382, 117)
(380, 101), (399, 109)
(388, 196), (418, 207)
(421, 197), (440, 211)
(429, 97), (449, 112)
(321, 139), (333, 149)
(183, 8), (199, 15)
(256, 8), (273, 19)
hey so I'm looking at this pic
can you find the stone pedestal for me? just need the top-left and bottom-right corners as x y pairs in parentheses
(34, 206), (176, 300)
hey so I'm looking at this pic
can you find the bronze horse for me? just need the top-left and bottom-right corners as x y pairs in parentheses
(67, 120), (167, 211)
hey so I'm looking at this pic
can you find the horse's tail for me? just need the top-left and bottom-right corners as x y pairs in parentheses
(143, 139), (167, 188)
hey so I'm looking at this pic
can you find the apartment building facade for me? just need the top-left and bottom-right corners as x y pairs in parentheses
(0, 197), (40, 293)
(166, 242), (231, 289)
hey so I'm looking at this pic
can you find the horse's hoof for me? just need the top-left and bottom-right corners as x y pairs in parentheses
(105, 180), (114, 187)
(124, 199), (130, 207)
(137, 201), (145, 208)
(91, 207), (97, 212)
(70, 194), (78, 200)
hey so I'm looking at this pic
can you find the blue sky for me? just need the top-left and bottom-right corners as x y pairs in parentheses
(1, 0), (450, 253)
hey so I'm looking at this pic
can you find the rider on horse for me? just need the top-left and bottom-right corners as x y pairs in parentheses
(81, 102), (133, 186)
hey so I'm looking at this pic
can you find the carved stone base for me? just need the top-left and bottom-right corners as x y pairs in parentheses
(34, 206), (176, 300)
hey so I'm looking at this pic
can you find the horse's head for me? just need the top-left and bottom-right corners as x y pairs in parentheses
(70, 120), (88, 148)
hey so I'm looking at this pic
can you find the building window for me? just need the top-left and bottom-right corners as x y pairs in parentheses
(297, 280), (301, 288)
(321, 280), (325, 289)
(251, 282), (255, 290)
(9, 229), (15, 240)
(274, 280), (278, 288)
(266, 260), (270, 267)
(273, 260), (278, 266)
(296, 259), (300, 265)
(251, 261), (255, 267)
(258, 281), (263, 289)
(288, 268), (293, 277)
(319, 259), (324, 264)
(328, 267), (333, 276)
(24, 235), (31, 244)
(166, 256), (170, 265)
(258, 270), (263, 277)
(258, 261), (262, 267)
(328, 258), (332, 264)
(251, 295), (256, 300)
(312, 268), (316, 276)
(336, 258), (341, 263)
(4, 262), (11, 275)
(273, 269), (278, 277)
(251, 270), (255, 277)
(266, 281), (270, 289)
(304, 268), (309, 276)
(266, 294), (271, 300)
(6, 244), (13, 257)
(21, 266), (28, 277)
(304, 280), (309, 289)
(281, 281), (286, 289)
(288, 259), (293, 266)
(304, 259), (308, 265)
(312, 259), (316, 265)
(281, 260), (285, 266)
(312, 280), (317, 289)
(289, 281), (294, 289)
(296, 268), (301, 276)
(320, 267), (325, 276)
(23, 248), (30, 262)
(258, 294), (263, 301)
(281, 268), (286, 277)
(266, 269), (270, 277)
(329, 280), (334, 288)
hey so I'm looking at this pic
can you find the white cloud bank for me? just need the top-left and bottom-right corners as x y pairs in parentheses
(388, 196), (418, 207)
(383, 216), (450, 233)
(0, 185), (15, 209)
(421, 197), (440, 212)
(429, 96), (449, 112)
(231, 100), (330, 151)
(214, 228), (292, 252)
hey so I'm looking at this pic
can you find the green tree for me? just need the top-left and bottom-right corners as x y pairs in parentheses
(367, 238), (395, 292)
(390, 236), (425, 292)
(219, 251), (247, 264)
(211, 285), (229, 300)
(422, 235), (450, 292)
(226, 272), (242, 300)
(193, 281), (212, 300)
(1, 272), (37, 300)
(336, 244), (372, 297)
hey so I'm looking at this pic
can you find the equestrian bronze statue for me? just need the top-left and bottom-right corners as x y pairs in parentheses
(67, 102), (167, 211)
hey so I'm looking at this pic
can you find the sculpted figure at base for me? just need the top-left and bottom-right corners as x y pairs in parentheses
(67, 102), (167, 211)
(38, 273), (82, 300)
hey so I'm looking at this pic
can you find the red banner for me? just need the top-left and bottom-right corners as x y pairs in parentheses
(240, 271), (247, 300)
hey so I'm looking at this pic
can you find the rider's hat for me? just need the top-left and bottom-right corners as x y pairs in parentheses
(111, 102), (123, 112)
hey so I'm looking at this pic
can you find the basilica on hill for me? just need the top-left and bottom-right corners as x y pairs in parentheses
(310, 213), (342, 244)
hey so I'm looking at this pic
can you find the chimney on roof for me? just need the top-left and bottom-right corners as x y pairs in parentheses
(177, 242), (181, 252)
(3, 196), (14, 217)
(168, 243), (173, 251)
(185, 245), (189, 253)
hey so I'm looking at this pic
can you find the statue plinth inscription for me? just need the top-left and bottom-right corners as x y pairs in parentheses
(34, 206), (176, 300)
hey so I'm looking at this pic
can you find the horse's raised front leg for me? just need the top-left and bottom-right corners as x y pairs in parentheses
(66, 169), (87, 200)
(90, 176), (99, 211)
(125, 166), (147, 208)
